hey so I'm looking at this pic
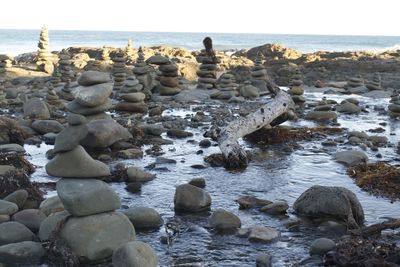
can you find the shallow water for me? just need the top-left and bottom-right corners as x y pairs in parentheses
(25, 91), (400, 266)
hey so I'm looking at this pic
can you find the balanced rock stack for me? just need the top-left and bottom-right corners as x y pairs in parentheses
(0, 85), (6, 103)
(58, 50), (75, 83)
(196, 37), (218, 89)
(212, 73), (238, 100)
(125, 39), (135, 64)
(51, 178), (135, 262)
(250, 52), (269, 92)
(366, 73), (382, 90)
(158, 61), (181, 96)
(0, 54), (13, 74)
(67, 71), (113, 121)
(50, 70), (61, 88)
(288, 69), (305, 105)
(121, 75), (143, 94)
(35, 26), (54, 74)
(100, 47), (111, 61)
(45, 84), (63, 107)
(115, 91), (148, 114)
(133, 47), (152, 97)
(388, 92), (400, 118)
(346, 75), (364, 89)
(112, 52), (127, 91)
(84, 60), (102, 72)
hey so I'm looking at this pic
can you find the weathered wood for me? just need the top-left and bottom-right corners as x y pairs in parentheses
(350, 219), (400, 238)
(208, 89), (295, 169)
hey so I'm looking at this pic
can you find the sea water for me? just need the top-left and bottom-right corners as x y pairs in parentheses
(1, 29), (400, 56)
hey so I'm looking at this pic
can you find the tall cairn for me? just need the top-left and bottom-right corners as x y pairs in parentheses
(0, 54), (13, 75)
(112, 52), (127, 91)
(388, 92), (400, 118)
(196, 37), (218, 89)
(133, 47), (152, 97)
(125, 39), (135, 64)
(58, 50), (75, 83)
(36, 25), (54, 74)
(101, 47), (111, 61)
(288, 69), (305, 106)
(250, 52), (269, 92)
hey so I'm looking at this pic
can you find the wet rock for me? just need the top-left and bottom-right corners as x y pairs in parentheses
(367, 135), (388, 146)
(126, 182), (142, 193)
(208, 208), (241, 234)
(11, 209), (47, 232)
(75, 83), (113, 107)
(3, 189), (28, 209)
(57, 179), (121, 217)
(318, 221), (347, 234)
(39, 195), (64, 216)
(38, 210), (70, 241)
(189, 177), (206, 188)
(173, 89), (211, 102)
(256, 253), (273, 267)
(77, 70), (111, 86)
(60, 211), (135, 262)
(0, 222), (36, 245)
(122, 206), (163, 230)
(305, 111), (337, 122)
(0, 144), (25, 153)
(0, 241), (45, 265)
(309, 238), (336, 256)
(0, 200), (18, 215)
(127, 167), (155, 182)
(81, 119), (132, 148)
(236, 196), (272, 210)
(294, 185), (364, 228)
(167, 129), (193, 138)
(116, 148), (143, 159)
(248, 226), (280, 243)
(174, 184), (211, 213)
(31, 120), (64, 134)
(23, 98), (50, 120)
(260, 201), (289, 215)
(336, 101), (361, 114)
(199, 139), (211, 148)
(140, 124), (165, 136)
(155, 157), (177, 164)
(334, 150), (368, 166)
(112, 241), (157, 267)
(46, 145), (110, 178)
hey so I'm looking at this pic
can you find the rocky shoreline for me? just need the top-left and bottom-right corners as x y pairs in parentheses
(0, 31), (399, 266)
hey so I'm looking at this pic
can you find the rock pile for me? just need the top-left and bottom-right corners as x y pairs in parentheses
(100, 47), (111, 61)
(250, 52), (269, 92)
(112, 52), (127, 91)
(125, 39), (135, 64)
(388, 92), (400, 118)
(197, 37), (218, 89)
(0, 54), (13, 74)
(58, 50), (74, 83)
(133, 47), (152, 97)
(67, 71), (113, 121)
(211, 73), (238, 100)
(0, 84), (6, 103)
(121, 76), (143, 94)
(115, 91), (148, 114)
(288, 69), (305, 105)
(50, 70), (61, 88)
(366, 73), (382, 90)
(346, 75), (364, 89)
(45, 84), (63, 107)
(35, 26), (53, 74)
(158, 61), (181, 96)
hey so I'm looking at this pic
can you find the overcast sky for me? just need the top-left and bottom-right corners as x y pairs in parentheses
(1, 0), (399, 36)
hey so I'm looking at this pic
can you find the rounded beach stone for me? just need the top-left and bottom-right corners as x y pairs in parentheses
(77, 70), (111, 86)
(122, 206), (163, 229)
(75, 83), (113, 107)
(208, 208), (241, 234)
(11, 209), (47, 232)
(0, 222), (36, 245)
(39, 195), (64, 216)
(112, 241), (157, 267)
(38, 210), (70, 241)
(0, 241), (45, 265)
(174, 184), (211, 212)
(309, 238), (336, 255)
(0, 200), (19, 216)
(56, 178), (121, 217)
(3, 190), (28, 209)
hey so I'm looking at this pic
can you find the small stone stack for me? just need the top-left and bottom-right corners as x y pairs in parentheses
(250, 52), (269, 92)
(212, 73), (238, 100)
(346, 75), (364, 89)
(0, 84), (6, 103)
(115, 91), (148, 114)
(388, 92), (400, 118)
(67, 71), (113, 121)
(158, 61), (181, 96)
(125, 39), (135, 64)
(36, 26), (54, 74)
(101, 47), (111, 61)
(133, 47), (152, 97)
(51, 70), (61, 88)
(121, 75), (143, 94)
(84, 60), (102, 72)
(112, 52), (127, 91)
(0, 54), (13, 74)
(366, 73), (382, 90)
(58, 50), (75, 83)
(196, 56), (217, 89)
(288, 69), (305, 105)
(45, 84), (63, 107)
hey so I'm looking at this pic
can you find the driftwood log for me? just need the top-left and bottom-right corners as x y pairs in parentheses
(207, 89), (296, 169)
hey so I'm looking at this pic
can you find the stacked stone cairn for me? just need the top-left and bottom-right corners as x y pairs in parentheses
(115, 89), (148, 114)
(50, 69), (61, 88)
(67, 71), (113, 121)
(211, 73), (238, 100)
(0, 83), (6, 104)
(58, 50), (75, 83)
(0, 54), (13, 74)
(158, 61), (181, 96)
(45, 83), (63, 107)
(196, 53), (218, 89)
(366, 73), (382, 90)
(35, 26), (54, 74)
(346, 75), (364, 89)
(101, 47), (111, 61)
(125, 39), (135, 64)
(112, 52), (127, 91)
(388, 92), (400, 118)
(288, 69), (305, 106)
(133, 47), (152, 97)
(84, 60), (102, 71)
(250, 52), (269, 92)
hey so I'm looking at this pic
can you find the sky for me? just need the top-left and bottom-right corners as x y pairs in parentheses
(1, 0), (399, 36)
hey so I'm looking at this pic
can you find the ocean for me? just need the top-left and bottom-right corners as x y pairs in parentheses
(1, 29), (400, 56)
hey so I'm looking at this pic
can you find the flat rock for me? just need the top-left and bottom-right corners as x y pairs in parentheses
(121, 92), (146, 103)
(67, 98), (112, 115)
(208, 208), (241, 234)
(75, 83), (113, 107)
(31, 120), (64, 134)
(57, 178), (121, 217)
(0, 144), (25, 153)
(78, 71), (111, 86)
(39, 195), (64, 216)
(305, 111), (337, 122)
(46, 145), (111, 178)
(334, 150), (368, 166)
(248, 226), (280, 243)
(0, 241), (45, 265)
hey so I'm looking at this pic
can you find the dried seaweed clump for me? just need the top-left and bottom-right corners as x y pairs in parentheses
(0, 169), (43, 201)
(0, 117), (29, 145)
(0, 152), (35, 174)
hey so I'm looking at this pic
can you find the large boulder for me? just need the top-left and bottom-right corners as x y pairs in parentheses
(46, 145), (110, 178)
(112, 241), (157, 267)
(78, 71), (111, 86)
(60, 212), (135, 262)
(174, 184), (211, 212)
(38, 210), (70, 241)
(0, 222), (36, 245)
(121, 206), (163, 230)
(23, 98), (50, 120)
(56, 179), (121, 217)
(53, 124), (88, 153)
(81, 119), (132, 148)
(75, 83), (113, 107)
(0, 241), (45, 265)
(294, 185), (364, 228)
